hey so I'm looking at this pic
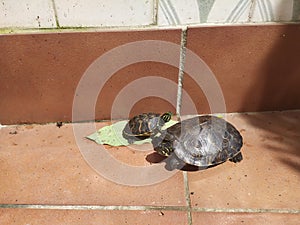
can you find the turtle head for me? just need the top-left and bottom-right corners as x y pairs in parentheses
(159, 112), (172, 125)
(153, 138), (174, 156)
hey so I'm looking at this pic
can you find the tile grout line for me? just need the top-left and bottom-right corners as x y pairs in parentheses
(192, 207), (300, 214)
(1, 22), (300, 35)
(2, 109), (300, 127)
(176, 26), (188, 118)
(152, 0), (159, 25)
(0, 204), (188, 211)
(50, 0), (60, 28)
(183, 172), (193, 225)
(0, 204), (299, 214)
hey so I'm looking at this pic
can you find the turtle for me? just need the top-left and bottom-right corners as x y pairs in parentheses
(122, 112), (172, 144)
(152, 115), (243, 170)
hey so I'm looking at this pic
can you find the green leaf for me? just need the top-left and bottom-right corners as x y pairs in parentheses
(86, 119), (178, 146)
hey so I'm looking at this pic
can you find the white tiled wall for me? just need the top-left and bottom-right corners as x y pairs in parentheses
(0, 0), (56, 28)
(157, 0), (200, 26)
(251, 0), (294, 22)
(205, 0), (251, 23)
(0, 0), (299, 29)
(54, 0), (154, 27)
(157, 0), (299, 25)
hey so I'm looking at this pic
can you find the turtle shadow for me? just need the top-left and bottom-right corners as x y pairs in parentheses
(145, 152), (166, 163)
(145, 152), (221, 172)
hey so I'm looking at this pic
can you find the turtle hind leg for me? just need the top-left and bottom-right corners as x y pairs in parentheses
(229, 152), (243, 163)
(165, 154), (186, 171)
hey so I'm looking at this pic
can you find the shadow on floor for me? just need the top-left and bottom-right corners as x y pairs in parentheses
(242, 20), (300, 172)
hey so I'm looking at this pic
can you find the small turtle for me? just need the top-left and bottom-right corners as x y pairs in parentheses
(152, 115), (243, 170)
(123, 112), (172, 144)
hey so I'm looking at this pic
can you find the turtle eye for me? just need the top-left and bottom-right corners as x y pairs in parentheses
(161, 112), (172, 122)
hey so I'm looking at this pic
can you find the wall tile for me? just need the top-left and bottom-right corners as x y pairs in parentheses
(0, 0), (56, 28)
(184, 24), (300, 114)
(207, 0), (251, 23)
(54, 0), (154, 27)
(157, 0), (200, 25)
(292, 0), (300, 21)
(157, 0), (253, 26)
(251, 0), (294, 22)
(0, 29), (181, 124)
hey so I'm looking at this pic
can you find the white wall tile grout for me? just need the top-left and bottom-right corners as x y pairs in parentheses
(50, 0), (60, 27)
(153, 0), (159, 25)
(2, 21), (300, 35)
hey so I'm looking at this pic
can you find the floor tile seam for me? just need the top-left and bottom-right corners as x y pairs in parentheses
(1, 204), (299, 214)
(1, 109), (300, 127)
(0, 204), (189, 211)
(192, 207), (300, 214)
(176, 26), (187, 117)
(183, 172), (193, 225)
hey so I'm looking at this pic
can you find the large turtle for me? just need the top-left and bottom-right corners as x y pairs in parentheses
(152, 115), (243, 170)
(123, 112), (172, 144)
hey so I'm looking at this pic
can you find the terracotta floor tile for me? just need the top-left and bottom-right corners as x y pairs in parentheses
(188, 110), (300, 209)
(192, 212), (300, 225)
(0, 122), (186, 206)
(0, 208), (188, 225)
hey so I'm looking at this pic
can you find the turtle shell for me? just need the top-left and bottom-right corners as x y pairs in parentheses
(123, 112), (172, 143)
(157, 115), (243, 167)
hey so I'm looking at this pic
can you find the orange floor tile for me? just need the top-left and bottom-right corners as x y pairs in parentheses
(0, 110), (299, 224)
